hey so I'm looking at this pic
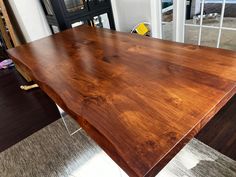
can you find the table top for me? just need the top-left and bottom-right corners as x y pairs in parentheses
(7, 25), (236, 177)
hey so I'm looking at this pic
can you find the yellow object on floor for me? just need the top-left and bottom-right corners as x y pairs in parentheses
(20, 84), (39, 91)
(135, 23), (149, 36)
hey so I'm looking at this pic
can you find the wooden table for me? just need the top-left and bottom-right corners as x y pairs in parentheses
(7, 25), (236, 177)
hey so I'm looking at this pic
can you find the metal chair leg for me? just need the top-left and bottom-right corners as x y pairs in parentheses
(56, 105), (82, 136)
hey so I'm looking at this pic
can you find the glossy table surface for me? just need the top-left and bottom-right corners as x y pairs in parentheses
(7, 25), (236, 177)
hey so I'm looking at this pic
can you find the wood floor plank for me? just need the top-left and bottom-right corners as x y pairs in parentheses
(197, 94), (236, 161)
(0, 68), (60, 152)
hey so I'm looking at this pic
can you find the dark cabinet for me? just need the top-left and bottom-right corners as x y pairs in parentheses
(88, 0), (109, 10)
(63, 0), (87, 13)
(40, 0), (115, 34)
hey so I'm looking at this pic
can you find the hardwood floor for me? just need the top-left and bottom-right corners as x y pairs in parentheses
(0, 68), (60, 152)
(196, 94), (236, 161)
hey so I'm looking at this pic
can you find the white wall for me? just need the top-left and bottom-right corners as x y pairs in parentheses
(111, 0), (151, 32)
(9, 0), (51, 42)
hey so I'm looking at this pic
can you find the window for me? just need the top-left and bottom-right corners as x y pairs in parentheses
(184, 0), (236, 51)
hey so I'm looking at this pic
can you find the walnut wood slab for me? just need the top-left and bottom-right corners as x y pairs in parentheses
(7, 25), (236, 177)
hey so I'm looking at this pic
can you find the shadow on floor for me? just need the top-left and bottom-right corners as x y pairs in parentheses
(0, 68), (60, 152)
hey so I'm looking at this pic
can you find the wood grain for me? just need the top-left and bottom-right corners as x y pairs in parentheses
(7, 25), (236, 177)
(0, 9), (12, 49)
(0, 0), (21, 47)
